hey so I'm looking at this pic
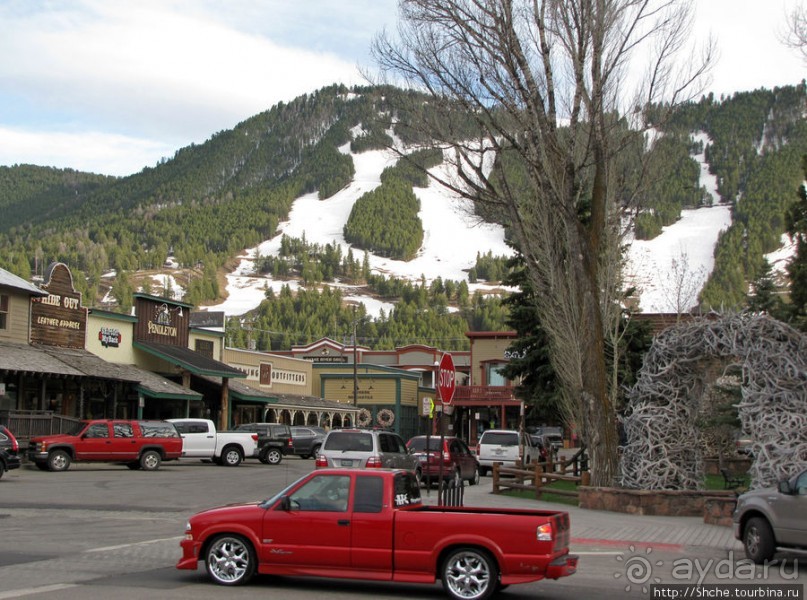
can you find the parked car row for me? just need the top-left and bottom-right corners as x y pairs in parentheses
(5, 420), (544, 483)
(4, 419), (320, 473)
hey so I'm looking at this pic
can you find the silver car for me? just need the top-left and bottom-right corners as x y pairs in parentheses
(733, 468), (807, 563)
(315, 429), (422, 481)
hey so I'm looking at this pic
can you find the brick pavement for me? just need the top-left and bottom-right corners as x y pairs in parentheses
(423, 478), (743, 553)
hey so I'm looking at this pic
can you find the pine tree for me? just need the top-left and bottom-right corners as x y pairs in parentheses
(785, 156), (807, 330)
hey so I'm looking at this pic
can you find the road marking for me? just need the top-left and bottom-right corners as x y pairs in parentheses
(85, 535), (183, 553)
(0, 584), (78, 599)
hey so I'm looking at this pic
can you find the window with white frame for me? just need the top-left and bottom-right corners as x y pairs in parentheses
(485, 362), (507, 386)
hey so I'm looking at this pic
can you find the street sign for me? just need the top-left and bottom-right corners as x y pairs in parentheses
(421, 397), (435, 418)
(437, 353), (456, 405)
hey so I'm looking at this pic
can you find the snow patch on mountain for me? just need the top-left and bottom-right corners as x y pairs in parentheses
(205, 131), (794, 319)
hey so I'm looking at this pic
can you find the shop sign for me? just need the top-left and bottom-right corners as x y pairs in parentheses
(30, 262), (86, 348)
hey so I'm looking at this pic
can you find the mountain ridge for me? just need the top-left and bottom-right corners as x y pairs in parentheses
(0, 82), (804, 335)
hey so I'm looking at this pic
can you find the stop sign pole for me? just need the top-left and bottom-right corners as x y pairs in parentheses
(437, 353), (455, 504)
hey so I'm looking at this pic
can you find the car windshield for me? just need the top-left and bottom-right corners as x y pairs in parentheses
(67, 421), (90, 436)
(261, 473), (308, 508)
(324, 432), (373, 451)
(407, 437), (444, 451)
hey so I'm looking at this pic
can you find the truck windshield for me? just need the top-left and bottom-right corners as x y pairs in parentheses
(67, 421), (90, 436)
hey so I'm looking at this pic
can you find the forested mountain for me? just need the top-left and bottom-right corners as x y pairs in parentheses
(1, 82), (805, 350)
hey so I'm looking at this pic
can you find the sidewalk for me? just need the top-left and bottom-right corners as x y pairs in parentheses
(423, 478), (742, 554)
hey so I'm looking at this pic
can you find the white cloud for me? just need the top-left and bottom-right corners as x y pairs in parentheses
(0, 0), (376, 175)
(0, 0), (802, 176)
(0, 126), (173, 176)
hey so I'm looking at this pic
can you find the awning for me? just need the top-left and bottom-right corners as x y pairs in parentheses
(123, 365), (202, 401)
(134, 341), (247, 378)
(198, 375), (359, 413)
(0, 341), (202, 401)
(0, 341), (85, 377)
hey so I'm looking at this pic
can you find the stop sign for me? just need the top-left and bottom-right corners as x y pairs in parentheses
(437, 353), (456, 405)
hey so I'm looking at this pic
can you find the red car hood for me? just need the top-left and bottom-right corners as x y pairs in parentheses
(30, 434), (77, 443)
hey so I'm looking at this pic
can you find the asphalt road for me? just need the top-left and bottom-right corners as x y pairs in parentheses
(0, 458), (802, 600)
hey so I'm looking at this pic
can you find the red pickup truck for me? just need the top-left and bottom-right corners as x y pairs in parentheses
(28, 419), (182, 471)
(177, 468), (577, 600)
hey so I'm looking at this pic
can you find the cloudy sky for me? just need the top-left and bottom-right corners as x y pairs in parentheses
(0, 0), (803, 177)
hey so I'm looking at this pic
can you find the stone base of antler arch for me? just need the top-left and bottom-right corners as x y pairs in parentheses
(578, 486), (737, 523)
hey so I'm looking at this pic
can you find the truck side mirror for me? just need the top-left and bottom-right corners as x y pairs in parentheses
(778, 479), (793, 495)
(278, 495), (291, 511)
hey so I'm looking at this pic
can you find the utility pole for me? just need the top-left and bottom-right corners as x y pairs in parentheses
(352, 306), (358, 407)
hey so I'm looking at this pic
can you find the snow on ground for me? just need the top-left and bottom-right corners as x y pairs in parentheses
(625, 131), (731, 313)
(205, 145), (515, 318)
(151, 274), (185, 301)
(626, 205), (732, 313)
(204, 130), (799, 320)
(766, 233), (797, 276)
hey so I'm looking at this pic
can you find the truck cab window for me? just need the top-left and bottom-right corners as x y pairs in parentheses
(354, 476), (383, 513)
(85, 424), (109, 438)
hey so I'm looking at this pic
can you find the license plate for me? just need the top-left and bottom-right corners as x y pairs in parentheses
(418, 455), (428, 462)
(340, 459), (353, 467)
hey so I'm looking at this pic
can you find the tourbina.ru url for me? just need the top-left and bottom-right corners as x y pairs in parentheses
(651, 584), (803, 599)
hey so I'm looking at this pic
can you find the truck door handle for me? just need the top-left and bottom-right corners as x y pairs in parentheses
(337, 520), (350, 526)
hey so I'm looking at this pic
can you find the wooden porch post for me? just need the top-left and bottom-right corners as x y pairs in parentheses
(220, 378), (230, 430)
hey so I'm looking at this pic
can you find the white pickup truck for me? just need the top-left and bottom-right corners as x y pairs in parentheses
(167, 418), (259, 467)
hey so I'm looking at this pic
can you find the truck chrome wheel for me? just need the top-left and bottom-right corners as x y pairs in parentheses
(442, 548), (498, 600)
(205, 535), (256, 585)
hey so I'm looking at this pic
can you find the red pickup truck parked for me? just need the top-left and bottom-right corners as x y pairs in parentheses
(28, 419), (182, 472)
(177, 468), (577, 600)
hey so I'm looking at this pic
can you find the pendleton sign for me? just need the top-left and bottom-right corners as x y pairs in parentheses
(133, 293), (191, 347)
(30, 262), (87, 348)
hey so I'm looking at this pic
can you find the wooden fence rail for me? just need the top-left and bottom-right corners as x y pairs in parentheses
(0, 410), (81, 441)
(491, 454), (591, 500)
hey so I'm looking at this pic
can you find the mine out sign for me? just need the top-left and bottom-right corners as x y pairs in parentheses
(30, 262), (87, 349)
(437, 353), (456, 405)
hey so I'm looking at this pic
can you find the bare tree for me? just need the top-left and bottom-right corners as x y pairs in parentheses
(373, 0), (712, 485)
(783, 2), (807, 61)
(660, 247), (707, 319)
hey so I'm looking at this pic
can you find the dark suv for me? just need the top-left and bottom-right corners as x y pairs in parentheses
(233, 423), (292, 465)
(290, 426), (326, 459)
(407, 435), (479, 486)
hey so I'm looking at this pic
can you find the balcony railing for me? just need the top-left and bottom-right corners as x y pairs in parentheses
(451, 386), (520, 404)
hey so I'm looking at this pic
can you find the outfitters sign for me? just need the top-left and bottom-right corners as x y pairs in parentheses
(30, 263), (87, 349)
